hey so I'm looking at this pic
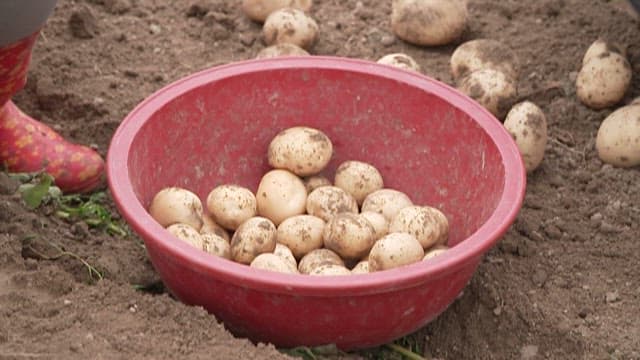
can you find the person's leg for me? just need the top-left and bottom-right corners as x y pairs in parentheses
(0, 32), (104, 193)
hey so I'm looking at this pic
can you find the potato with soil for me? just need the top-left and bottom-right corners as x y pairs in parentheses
(351, 260), (370, 274)
(389, 205), (449, 249)
(256, 43), (310, 59)
(309, 264), (352, 276)
(273, 243), (299, 272)
(391, 0), (468, 46)
(360, 211), (389, 241)
(200, 233), (231, 259)
(582, 39), (626, 66)
(166, 223), (204, 249)
(595, 103), (640, 167)
(256, 169), (307, 225)
(206, 185), (256, 230)
(368, 232), (425, 272)
(334, 160), (384, 205)
(298, 248), (344, 274)
(149, 187), (203, 230)
(303, 175), (332, 193)
(361, 188), (413, 222)
(242, 0), (312, 23)
(268, 126), (333, 176)
(504, 101), (548, 172)
(250, 253), (297, 274)
(200, 214), (230, 242)
(450, 39), (518, 80)
(276, 214), (325, 259)
(263, 8), (318, 50)
(323, 213), (376, 260)
(456, 68), (517, 120)
(230, 216), (277, 264)
(576, 49), (632, 109)
(306, 186), (358, 222)
(377, 53), (421, 73)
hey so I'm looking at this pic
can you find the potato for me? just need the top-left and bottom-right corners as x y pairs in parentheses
(263, 8), (318, 50)
(351, 260), (370, 274)
(450, 39), (518, 80)
(206, 185), (257, 230)
(149, 187), (203, 230)
(504, 101), (548, 173)
(368, 232), (425, 272)
(256, 169), (307, 225)
(166, 223), (204, 249)
(303, 175), (332, 193)
(582, 39), (626, 67)
(576, 52), (632, 109)
(274, 243), (299, 272)
(456, 68), (517, 120)
(230, 217), (277, 264)
(200, 233), (231, 259)
(376, 53), (421, 73)
(298, 248), (344, 274)
(388, 205), (449, 249)
(595, 103), (640, 167)
(391, 0), (468, 46)
(334, 160), (384, 205)
(268, 126), (333, 176)
(323, 213), (376, 260)
(200, 214), (230, 242)
(306, 186), (358, 222)
(242, 0), (312, 23)
(276, 214), (325, 259)
(423, 245), (448, 261)
(361, 188), (413, 222)
(360, 211), (389, 241)
(309, 264), (352, 276)
(250, 253), (297, 274)
(256, 43), (310, 59)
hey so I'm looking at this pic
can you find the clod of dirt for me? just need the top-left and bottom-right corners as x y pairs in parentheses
(186, 1), (211, 18)
(69, 6), (99, 39)
(605, 291), (620, 303)
(103, 0), (132, 14)
(0, 172), (19, 195)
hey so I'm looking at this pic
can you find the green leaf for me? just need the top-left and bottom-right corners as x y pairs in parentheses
(19, 173), (54, 209)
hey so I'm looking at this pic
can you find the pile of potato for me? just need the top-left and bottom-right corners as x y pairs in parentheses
(149, 126), (450, 276)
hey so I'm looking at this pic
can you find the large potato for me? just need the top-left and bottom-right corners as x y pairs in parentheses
(595, 103), (640, 167)
(504, 101), (548, 173)
(256, 169), (307, 225)
(276, 214), (325, 259)
(149, 187), (203, 230)
(576, 52), (632, 109)
(456, 68), (517, 120)
(306, 186), (358, 222)
(242, 0), (312, 23)
(323, 213), (376, 260)
(230, 217), (277, 264)
(368, 232), (425, 272)
(391, 0), (468, 46)
(206, 184), (257, 230)
(450, 39), (518, 80)
(268, 126), (333, 176)
(388, 205), (449, 249)
(263, 8), (319, 50)
(361, 188), (413, 222)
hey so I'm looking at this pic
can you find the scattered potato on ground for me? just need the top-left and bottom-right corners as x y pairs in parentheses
(263, 8), (319, 50)
(456, 68), (517, 120)
(423, 245), (448, 261)
(298, 248), (345, 274)
(276, 214), (325, 259)
(274, 243), (299, 272)
(206, 184), (257, 230)
(200, 214), (230, 242)
(361, 188), (413, 222)
(334, 160), (384, 205)
(303, 175), (332, 193)
(309, 264), (352, 276)
(242, 0), (312, 23)
(596, 103), (640, 167)
(200, 233), (231, 259)
(368, 232), (425, 272)
(360, 211), (389, 241)
(250, 253), (298, 274)
(230, 216), (277, 264)
(306, 186), (358, 221)
(391, 0), (468, 46)
(450, 39), (518, 81)
(149, 187), (203, 230)
(256, 43), (310, 58)
(166, 223), (204, 249)
(582, 38), (626, 67)
(504, 101), (548, 173)
(376, 53), (421, 73)
(389, 205), (449, 249)
(268, 126), (333, 176)
(256, 169), (307, 225)
(351, 260), (370, 274)
(576, 51), (632, 109)
(323, 213), (376, 260)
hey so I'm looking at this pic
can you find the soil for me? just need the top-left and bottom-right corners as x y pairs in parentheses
(1, 0), (640, 359)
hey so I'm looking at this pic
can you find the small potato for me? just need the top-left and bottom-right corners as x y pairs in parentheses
(377, 53), (421, 73)
(309, 264), (352, 276)
(149, 187), (203, 230)
(200, 214), (230, 242)
(276, 214), (325, 259)
(166, 223), (204, 249)
(360, 211), (389, 240)
(306, 186), (358, 222)
(582, 39), (626, 67)
(596, 103), (640, 167)
(504, 101), (548, 172)
(256, 169), (307, 225)
(576, 52), (632, 109)
(351, 260), (370, 274)
(457, 68), (517, 120)
(361, 188), (413, 222)
(334, 160), (384, 205)
(298, 248), (344, 274)
(242, 0), (312, 23)
(268, 127), (333, 176)
(274, 243), (299, 272)
(423, 245), (448, 261)
(323, 213), (376, 260)
(230, 217), (277, 264)
(250, 253), (297, 274)
(206, 185), (257, 230)
(389, 205), (449, 249)
(256, 43), (310, 58)
(450, 39), (518, 80)
(303, 175), (332, 193)
(263, 8), (319, 50)
(200, 233), (231, 259)
(391, 0), (468, 46)
(369, 232), (424, 272)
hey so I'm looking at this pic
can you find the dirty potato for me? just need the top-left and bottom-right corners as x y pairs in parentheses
(323, 213), (376, 260)
(206, 184), (257, 230)
(263, 8), (319, 50)
(596, 103), (640, 167)
(268, 126), (333, 176)
(276, 214), (325, 259)
(149, 187), (203, 230)
(456, 68), (517, 120)
(450, 39), (518, 80)
(242, 0), (312, 23)
(377, 53), (421, 73)
(298, 248), (345, 274)
(391, 0), (468, 46)
(361, 188), (413, 222)
(334, 160), (384, 205)
(388, 205), (449, 249)
(250, 253), (298, 274)
(230, 216), (277, 264)
(306, 186), (358, 222)
(256, 43), (310, 58)
(368, 232), (425, 272)
(504, 101), (548, 172)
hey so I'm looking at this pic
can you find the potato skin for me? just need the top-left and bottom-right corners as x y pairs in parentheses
(263, 8), (319, 50)
(504, 101), (548, 173)
(391, 0), (468, 46)
(595, 103), (640, 167)
(368, 232), (425, 272)
(457, 68), (517, 120)
(450, 39), (518, 80)
(230, 217), (277, 264)
(576, 52), (631, 110)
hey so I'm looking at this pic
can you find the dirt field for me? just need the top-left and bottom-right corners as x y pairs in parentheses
(1, 0), (639, 359)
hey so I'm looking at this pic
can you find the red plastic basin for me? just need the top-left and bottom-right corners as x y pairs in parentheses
(106, 56), (526, 350)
